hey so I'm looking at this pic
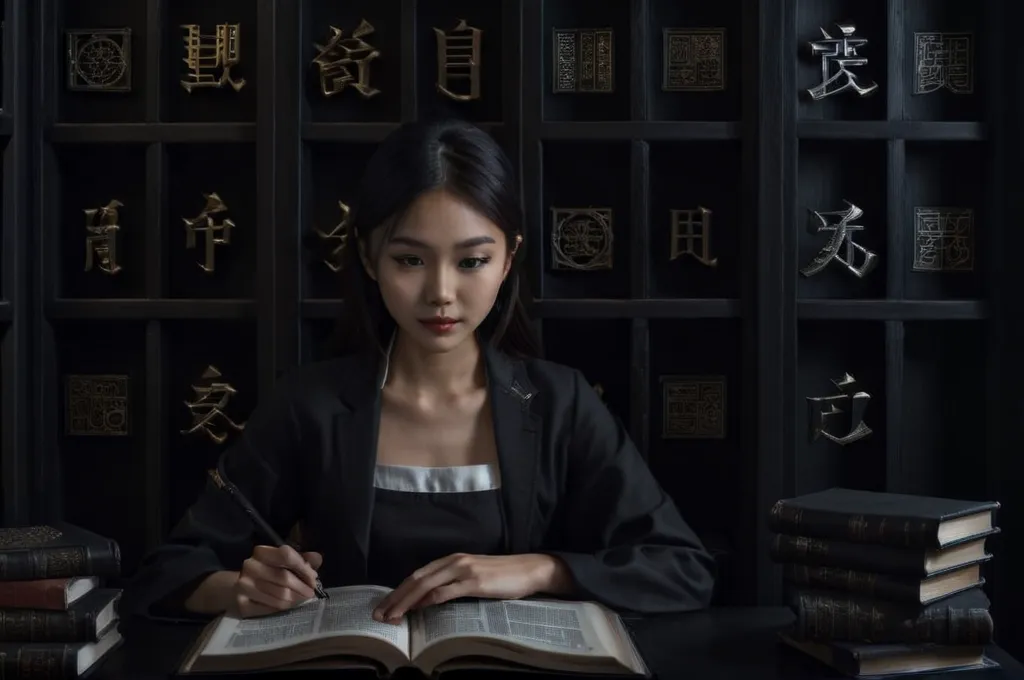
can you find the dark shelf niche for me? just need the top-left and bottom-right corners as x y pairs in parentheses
(795, 0), (887, 121)
(164, 319), (257, 533)
(796, 320), (887, 494)
(55, 143), (148, 300)
(797, 139), (887, 300)
(904, 141), (985, 300)
(55, 320), (148, 579)
(648, 140), (741, 299)
(647, 0), (742, 122)
(648, 318), (742, 603)
(301, 0), (402, 124)
(541, 140), (631, 299)
(542, 0), (631, 122)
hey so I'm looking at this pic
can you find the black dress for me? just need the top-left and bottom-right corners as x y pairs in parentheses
(366, 463), (505, 588)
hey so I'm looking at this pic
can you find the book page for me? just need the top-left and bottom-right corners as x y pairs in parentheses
(411, 598), (616, 659)
(200, 586), (409, 657)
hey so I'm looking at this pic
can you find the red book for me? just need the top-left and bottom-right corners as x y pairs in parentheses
(0, 577), (98, 610)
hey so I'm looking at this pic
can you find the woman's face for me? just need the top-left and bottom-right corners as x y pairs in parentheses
(363, 188), (514, 354)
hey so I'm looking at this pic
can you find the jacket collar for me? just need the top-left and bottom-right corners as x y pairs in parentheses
(328, 338), (540, 582)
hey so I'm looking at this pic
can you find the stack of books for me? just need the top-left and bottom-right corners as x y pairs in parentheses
(768, 488), (1001, 678)
(0, 523), (124, 679)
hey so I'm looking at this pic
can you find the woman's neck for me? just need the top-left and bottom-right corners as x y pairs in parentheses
(385, 331), (485, 397)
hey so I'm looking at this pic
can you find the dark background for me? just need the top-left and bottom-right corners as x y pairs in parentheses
(0, 0), (1021, 658)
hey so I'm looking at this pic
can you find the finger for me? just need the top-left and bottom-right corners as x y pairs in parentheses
(302, 551), (324, 571)
(254, 545), (319, 588)
(242, 558), (315, 600)
(413, 581), (473, 610)
(375, 554), (463, 618)
(237, 574), (304, 611)
(383, 562), (471, 621)
(233, 593), (278, 619)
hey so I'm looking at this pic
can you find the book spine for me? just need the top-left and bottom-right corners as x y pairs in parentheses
(0, 609), (96, 643)
(0, 543), (120, 582)
(771, 534), (926, 577)
(782, 564), (920, 602)
(0, 643), (80, 679)
(793, 593), (994, 644)
(0, 583), (66, 611)
(769, 501), (937, 548)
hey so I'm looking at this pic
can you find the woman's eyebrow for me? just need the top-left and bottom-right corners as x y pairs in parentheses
(387, 235), (496, 248)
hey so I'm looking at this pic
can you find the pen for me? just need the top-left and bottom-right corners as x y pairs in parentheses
(207, 468), (329, 600)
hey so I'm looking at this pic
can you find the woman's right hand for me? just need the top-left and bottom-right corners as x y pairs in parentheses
(231, 545), (323, 618)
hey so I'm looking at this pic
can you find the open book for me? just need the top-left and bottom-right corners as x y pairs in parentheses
(180, 585), (650, 677)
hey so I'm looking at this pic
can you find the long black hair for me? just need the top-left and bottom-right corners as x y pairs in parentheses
(332, 118), (542, 360)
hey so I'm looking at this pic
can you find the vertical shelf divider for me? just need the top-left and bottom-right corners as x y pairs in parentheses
(753, 0), (796, 605)
(630, 138), (650, 457)
(275, 0), (301, 375)
(502, 0), (524, 186)
(400, 0), (417, 123)
(884, 0), (907, 496)
(738, 0), (760, 604)
(630, 0), (648, 121)
(144, 320), (166, 548)
(255, 0), (277, 398)
(145, 0), (162, 124)
(883, 320), (906, 492)
(31, 0), (61, 523)
(1, 0), (30, 525)
(521, 0), (544, 304)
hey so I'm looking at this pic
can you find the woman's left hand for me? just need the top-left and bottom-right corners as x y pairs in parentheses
(372, 553), (570, 623)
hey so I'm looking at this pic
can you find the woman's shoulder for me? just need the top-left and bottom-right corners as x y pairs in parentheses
(267, 354), (378, 412)
(514, 355), (595, 406)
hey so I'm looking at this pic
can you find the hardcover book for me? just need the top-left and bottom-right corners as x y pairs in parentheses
(180, 585), (650, 677)
(0, 524), (120, 582)
(769, 489), (999, 549)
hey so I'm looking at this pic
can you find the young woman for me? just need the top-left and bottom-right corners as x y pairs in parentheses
(122, 119), (716, 623)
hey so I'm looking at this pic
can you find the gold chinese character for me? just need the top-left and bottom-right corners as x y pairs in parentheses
(551, 207), (614, 270)
(84, 199), (124, 275)
(670, 207), (717, 267)
(182, 365), (246, 445)
(662, 28), (726, 91)
(434, 19), (482, 101)
(66, 374), (130, 436)
(661, 376), (726, 439)
(553, 29), (614, 93)
(183, 192), (236, 273)
(180, 23), (246, 93)
(316, 201), (350, 272)
(312, 20), (381, 98)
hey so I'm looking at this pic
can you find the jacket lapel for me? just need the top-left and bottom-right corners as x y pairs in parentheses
(484, 344), (541, 555)
(330, 350), (384, 581)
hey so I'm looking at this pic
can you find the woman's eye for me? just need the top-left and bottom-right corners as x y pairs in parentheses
(393, 255), (423, 267)
(460, 257), (491, 269)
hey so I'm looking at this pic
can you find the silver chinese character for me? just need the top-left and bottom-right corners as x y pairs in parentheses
(807, 373), (872, 446)
(800, 201), (878, 279)
(806, 23), (878, 100)
(914, 32), (973, 95)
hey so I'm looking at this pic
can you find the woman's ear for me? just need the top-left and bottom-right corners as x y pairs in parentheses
(503, 234), (522, 280)
(358, 239), (377, 282)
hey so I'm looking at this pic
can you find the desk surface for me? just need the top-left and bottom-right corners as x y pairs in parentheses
(97, 606), (1024, 680)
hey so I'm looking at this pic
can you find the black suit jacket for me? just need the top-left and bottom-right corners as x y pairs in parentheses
(121, 344), (717, 619)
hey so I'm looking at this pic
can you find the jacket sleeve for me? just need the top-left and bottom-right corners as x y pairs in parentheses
(119, 386), (305, 621)
(540, 370), (717, 614)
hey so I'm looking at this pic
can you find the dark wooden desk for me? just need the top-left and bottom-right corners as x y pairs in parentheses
(96, 607), (1024, 679)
